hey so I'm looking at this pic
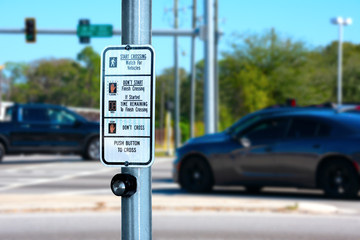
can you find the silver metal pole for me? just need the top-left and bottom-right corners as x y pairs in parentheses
(174, 0), (181, 149)
(167, 111), (172, 155)
(190, 0), (197, 138)
(121, 1), (152, 239)
(159, 82), (165, 145)
(337, 24), (343, 106)
(0, 69), (2, 116)
(214, 0), (219, 132)
(204, 0), (215, 134)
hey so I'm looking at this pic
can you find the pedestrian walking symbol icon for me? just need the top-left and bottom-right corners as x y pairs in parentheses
(109, 57), (117, 68)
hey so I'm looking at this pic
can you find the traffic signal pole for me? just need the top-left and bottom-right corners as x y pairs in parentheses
(174, 0), (181, 149)
(0, 28), (198, 36)
(204, 0), (215, 134)
(121, 1), (152, 239)
(190, 0), (197, 138)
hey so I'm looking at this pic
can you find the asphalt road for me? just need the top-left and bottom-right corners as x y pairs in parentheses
(0, 155), (175, 195)
(1, 212), (360, 240)
(1, 155), (360, 239)
(0, 154), (359, 212)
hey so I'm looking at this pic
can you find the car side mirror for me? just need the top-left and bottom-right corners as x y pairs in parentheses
(239, 137), (251, 148)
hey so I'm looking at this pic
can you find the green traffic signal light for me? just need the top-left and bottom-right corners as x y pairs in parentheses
(25, 18), (36, 43)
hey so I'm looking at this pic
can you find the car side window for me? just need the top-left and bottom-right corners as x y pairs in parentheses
(3, 107), (13, 122)
(230, 115), (262, 136)
(242, 118), (289, 143)
(316, 123), (332, 137)
(287, 119), (317, 138)
(48, 109), (77, 125)
(287, 118), (332, 138)
(21, 108), (49, 123)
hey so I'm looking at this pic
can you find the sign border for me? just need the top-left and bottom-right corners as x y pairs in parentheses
(100, 45), (155, 167)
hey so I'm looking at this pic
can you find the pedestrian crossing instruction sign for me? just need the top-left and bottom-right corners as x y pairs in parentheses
(100, 45), (155, 167)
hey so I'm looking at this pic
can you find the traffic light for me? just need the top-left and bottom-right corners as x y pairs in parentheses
(78, 19), (90, 44)
(25, 18), (36, 43)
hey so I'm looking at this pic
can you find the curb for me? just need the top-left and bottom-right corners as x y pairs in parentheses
(0, 194), (345, 215)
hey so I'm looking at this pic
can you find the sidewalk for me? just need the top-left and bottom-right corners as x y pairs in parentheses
(0, 193), (353, 215)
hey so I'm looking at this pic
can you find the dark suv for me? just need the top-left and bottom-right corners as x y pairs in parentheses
(0, 103), (99, 161)
(174, 108), (360, 198)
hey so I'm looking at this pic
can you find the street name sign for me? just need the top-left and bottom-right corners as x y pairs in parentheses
(77, 24), (113, 37)
(100, 45), (155, 167)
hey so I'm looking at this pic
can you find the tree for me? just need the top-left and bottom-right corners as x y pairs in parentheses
(77, 46), (101, 108)
(6, 47), (101, 108)
(155, 67), (190, 141)
(4, 62), (29, 102)
(13, 59), (85, 105)
(321, 41), (360, 103)
(218, 29), (332, 129)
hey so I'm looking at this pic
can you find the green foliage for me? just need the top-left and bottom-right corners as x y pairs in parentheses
(216, 29), (360, 130)
(155, 67), (190, 129)
(179, 121), (190, 143)
(4, 30), (360, 145)
(155, 29), (360, 141)
(5, 47), (101, 108)
(77, 46), (101, 108)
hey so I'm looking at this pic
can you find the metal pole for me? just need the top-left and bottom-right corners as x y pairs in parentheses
(166, 111), (172, 155)
(190, 0), (197, 138)
(174, 0), (181, 149)
(214, 0), (219, 132)
(121, 1), (152, 239)
(337, 24), (343, 106)
(204, 0), (215, 134)
(0, 68), (2, 117)
(159, 82), (165, 146)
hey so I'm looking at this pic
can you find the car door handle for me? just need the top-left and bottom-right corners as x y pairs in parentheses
(21, 124), (30, 128)
(313, 144), (321, 149)
(51, 125), (60, 129)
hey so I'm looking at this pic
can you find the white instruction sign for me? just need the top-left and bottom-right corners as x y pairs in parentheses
(100, 45), (155, 167)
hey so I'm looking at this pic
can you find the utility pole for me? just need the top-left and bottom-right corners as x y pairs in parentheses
(331, 17), (352, 106)
(121, 1), (152, 239)
(214, 0), (219, 132)
(204, 0), (215, 134)
(0, 65), (3, 117)
(174, 0), (181, 149)
(159, 81), (165, 146)
(190, 0), (197, 138)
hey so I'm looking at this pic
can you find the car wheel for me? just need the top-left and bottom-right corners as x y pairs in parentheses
(319, 160), (360, 199)
(0, 142), (5, 162)
(179, 157), (214, 193)
(83, 138), (100, 161)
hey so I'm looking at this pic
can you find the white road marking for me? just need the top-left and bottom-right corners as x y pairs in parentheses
(49, 189), (111, 196)
(0, 156), (173, 193)
(2, 163), (56, 174)
(0, 167), (114, 192)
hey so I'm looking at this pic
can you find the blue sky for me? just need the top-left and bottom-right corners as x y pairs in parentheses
(0, 0), (359, 74)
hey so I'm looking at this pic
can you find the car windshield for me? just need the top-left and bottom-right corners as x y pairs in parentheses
(66, 108), (88, 122)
